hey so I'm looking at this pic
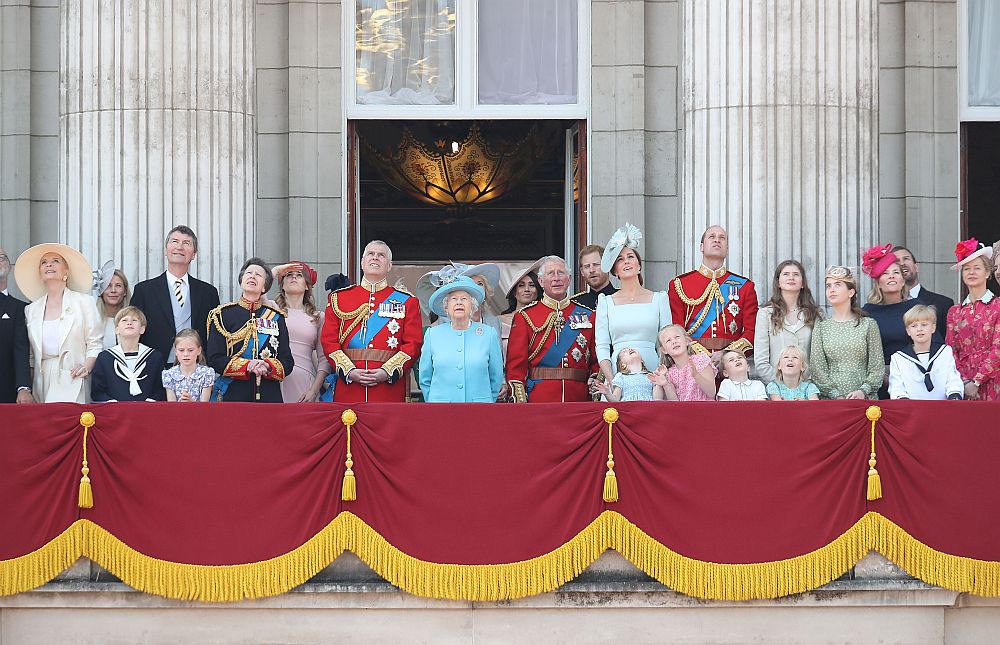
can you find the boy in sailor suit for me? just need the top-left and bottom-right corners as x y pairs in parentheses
(888, 305), (963, 400)
(90, 306), (166, 401)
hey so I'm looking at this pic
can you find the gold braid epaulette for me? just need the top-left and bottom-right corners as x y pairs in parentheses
(330, 292), (370, 345)
(208, 306), (256, 355)
(519, 307), (563, 363)
(672, 278), (724, 336)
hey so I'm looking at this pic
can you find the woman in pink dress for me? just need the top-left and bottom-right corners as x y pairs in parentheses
(945, 239), (1000, 401)
(273, 261), (330, 402)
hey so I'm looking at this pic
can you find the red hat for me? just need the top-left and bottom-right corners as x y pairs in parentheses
(861, 243), (897, 279)
(951, 238), (994, 270)
(275, 261), (317, 286)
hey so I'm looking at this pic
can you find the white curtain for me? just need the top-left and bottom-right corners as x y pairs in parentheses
(969, 0), (1000, 106)
(356, 0), (456, 105)
(478, 0), (578, 105)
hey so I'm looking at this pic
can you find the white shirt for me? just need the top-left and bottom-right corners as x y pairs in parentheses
(1, 288), (8, 296)
(41, 319), (60, 358)
(910, 284), (922, 299)
(717, 378), (768, 401)
(165, 271), (192, 362)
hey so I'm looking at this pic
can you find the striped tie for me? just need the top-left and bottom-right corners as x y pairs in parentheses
(174, 279), (185, 308)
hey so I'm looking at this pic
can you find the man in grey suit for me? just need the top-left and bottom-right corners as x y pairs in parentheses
(893, 246), (954, 335)
(0, 247), (34, 403)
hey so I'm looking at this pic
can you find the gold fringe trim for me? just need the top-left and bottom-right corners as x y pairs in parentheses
(4, 513), (1000, 601)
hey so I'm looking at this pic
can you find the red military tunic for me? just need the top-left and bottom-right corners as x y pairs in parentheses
(505, 294), (598, 402)
(321, 277), (422, 402)
(668, 265), (758, 355)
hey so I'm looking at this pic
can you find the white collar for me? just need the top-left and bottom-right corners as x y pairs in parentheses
(1, 288), (7, 296)
(910, 284), (922, 297)
(167, 272), (189, 284)
(963, 290), (995, 306)
(728, 378), (753, 386)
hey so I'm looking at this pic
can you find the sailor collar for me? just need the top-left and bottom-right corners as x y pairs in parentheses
(541, 294), (572, 310)
(361, 277), (388, 293)
(697, 264), (728, 280)
(962, 290), (995, 306)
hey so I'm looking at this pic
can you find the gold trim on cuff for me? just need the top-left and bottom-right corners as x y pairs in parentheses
(725, 338), (753, 355)
(509, 380), (528, 403)
(382, 351), (411, 381)
(329, 350), (356, 377)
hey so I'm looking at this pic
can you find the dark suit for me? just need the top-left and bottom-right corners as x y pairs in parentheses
(0, 291), (32, 402)
(131, 272), (220, 361)
(915, 286), (955, 336)
(574, 282), (618, 311)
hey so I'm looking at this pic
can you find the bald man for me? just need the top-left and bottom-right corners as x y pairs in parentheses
(668, 226), (758, 359)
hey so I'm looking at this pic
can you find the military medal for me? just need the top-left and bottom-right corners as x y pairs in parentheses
(571, 347), (583, 362)
(387, 336), (399, 349)
(727, 300), (740, 317)
(568, 314), (591, 329)
(729, 320), (738, 334)
(387, 319), (400, 334)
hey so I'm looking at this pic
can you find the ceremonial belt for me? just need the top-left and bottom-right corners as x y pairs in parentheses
(693, 338), (733, 351)
(529, 367), (589, 382)
(344, 348), (395, 363)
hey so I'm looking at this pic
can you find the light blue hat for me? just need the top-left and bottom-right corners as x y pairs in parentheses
(601, 222), (643, 274)
(427, 273), (485, 318)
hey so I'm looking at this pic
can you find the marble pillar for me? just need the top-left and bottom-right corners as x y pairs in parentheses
(59, 1), (255, 299)
(682, 0), (878, 296)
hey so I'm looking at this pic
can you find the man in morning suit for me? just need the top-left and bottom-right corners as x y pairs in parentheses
(668, 225), (758, 360)
(893, 246), (954, 334)
(130, 225), (221, 365)
(322, 240), (422, 402)
(0, 247), (33, 403)
(506, 256), (598, 402)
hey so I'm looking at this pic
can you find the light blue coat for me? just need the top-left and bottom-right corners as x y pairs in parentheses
(419, 322), (504, 403)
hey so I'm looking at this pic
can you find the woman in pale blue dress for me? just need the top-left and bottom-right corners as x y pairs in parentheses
(593, 223), (673, 384)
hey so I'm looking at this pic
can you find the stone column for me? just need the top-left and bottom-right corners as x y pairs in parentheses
(60, 1), (255, 300)
(682, 0), (878, 295)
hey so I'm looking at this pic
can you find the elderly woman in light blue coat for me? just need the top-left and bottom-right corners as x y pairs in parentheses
(418, 274), (504, 403)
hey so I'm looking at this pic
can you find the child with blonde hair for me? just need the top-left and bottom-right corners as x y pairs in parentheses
(717, 350), (768, 401)
(649, 324), (716, 401)
(161, 328), (216, 402)
(591, 347), (664, 401)
(889, 304), (963, 400)
(766, 346), (820, 400)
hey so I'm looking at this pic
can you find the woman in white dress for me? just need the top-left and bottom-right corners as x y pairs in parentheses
(594, 223), (672, 384)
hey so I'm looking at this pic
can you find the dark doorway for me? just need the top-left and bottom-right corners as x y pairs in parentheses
(962, 122), (1000, 291)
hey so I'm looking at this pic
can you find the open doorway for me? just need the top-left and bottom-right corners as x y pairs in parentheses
(961, 122), (1000, 292)
(345, 119), (587, 301)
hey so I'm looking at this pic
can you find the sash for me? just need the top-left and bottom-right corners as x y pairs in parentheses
(689, 274), (748, 338)
(346, 289), (409, 350)
(213, 309), (282, 401)
(527, 304), (590, 396)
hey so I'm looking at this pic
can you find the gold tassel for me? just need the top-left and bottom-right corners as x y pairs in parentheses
(602, 408), (619, 503)
(78, 411), (96, 509)
(865, 405), (882, 501)
(341, 409), (357, 502)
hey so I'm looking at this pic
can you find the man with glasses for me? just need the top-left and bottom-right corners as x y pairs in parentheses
(506, 256), (598, 402)
(0, 248), (33, 403)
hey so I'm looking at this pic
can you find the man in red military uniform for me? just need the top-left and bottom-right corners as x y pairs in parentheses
(322, 240), (422, 402)
(668, 225), (758, 359)
(506, 256), (598, 402)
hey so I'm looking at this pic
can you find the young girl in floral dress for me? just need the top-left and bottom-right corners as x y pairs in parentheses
(649, 324), (716, 401)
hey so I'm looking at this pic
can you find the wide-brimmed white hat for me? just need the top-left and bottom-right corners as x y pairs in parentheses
(601, 223), (643, 274)
(14, 243), (94, 301)
(950, 239), (994, 271)
(426, 274), (486, 319)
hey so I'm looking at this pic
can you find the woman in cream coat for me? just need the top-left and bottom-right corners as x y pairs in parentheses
(752, 260), (823, 383)
(15, 243), (103, 403)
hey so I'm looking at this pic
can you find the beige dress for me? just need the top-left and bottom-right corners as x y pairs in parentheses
(280, 308), (328, 402)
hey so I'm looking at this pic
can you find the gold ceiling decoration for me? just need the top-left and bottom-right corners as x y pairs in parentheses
(363, 123), (554, 211)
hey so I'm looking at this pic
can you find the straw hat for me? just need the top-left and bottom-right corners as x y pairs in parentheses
(14, 243), (94, 301)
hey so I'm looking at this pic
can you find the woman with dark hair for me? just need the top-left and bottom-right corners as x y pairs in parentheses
(498, 265), (542, 359)
(206, 257), (293, 402)
(272, 261), (330, 402)
(752, 260), (822, 383)
(810, 266), (884, 399)
(594, 223), (671, 386)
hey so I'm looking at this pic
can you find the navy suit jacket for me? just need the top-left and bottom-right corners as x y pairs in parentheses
(131, 272), (220, 360)
(0, 291), (31, 402)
